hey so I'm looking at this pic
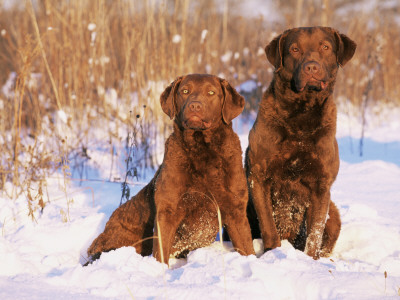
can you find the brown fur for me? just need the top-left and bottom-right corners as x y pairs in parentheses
(87, 74), (255, 264)
(246, 27), (356, 259)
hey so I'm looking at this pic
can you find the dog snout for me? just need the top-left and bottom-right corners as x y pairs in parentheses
(188, 101), (203, 112)
(303, 61), (321, 75)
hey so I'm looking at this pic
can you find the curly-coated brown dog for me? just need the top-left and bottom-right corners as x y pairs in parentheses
(246, 27), (356, 259)
(87, 74), (255, 264)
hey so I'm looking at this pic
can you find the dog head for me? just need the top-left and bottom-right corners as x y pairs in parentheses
(265, 27), (356, 93)
(160, 74), (245, 130)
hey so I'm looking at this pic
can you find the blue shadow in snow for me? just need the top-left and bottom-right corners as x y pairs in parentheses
(338, 137), (400, 166)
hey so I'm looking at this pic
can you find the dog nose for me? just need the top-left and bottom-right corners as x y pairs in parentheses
(303, 61), (321, 75)
(189, 101), (203, 112)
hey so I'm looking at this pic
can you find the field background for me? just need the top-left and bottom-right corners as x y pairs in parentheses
(1, 0), (399, 205)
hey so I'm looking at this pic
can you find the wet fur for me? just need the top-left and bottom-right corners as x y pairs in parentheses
(246, 27), (356, 259)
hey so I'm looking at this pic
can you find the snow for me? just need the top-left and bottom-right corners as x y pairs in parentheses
(1, 101), (400, 299)
(172, 34), (182, 44)
(231, 0), (282, 24)
(87, 23), (96, 31)
(237, 80), (258, 94)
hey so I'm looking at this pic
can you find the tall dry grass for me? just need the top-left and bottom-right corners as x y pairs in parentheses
(0, 0), (399, 211)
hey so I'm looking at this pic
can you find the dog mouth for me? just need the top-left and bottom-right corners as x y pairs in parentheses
(183, 115), (212, 130)
(296, 78), (328, 92)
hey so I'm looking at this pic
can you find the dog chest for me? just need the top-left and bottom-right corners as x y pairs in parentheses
(269, 138), (325, 182)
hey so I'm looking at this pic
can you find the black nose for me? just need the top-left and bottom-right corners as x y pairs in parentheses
(303, 61), (321, 75)
(189, 101), (203, 112)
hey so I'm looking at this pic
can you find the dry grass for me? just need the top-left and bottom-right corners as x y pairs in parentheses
(0, 0), (399, 211)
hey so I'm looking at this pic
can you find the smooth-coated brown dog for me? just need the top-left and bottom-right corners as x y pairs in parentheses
(87, 74), (255, 264)
(246, 27), (356, 259)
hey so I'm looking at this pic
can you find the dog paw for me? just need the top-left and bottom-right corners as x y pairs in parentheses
(263, 236), (281, 252)
(305, 239), (322, 259)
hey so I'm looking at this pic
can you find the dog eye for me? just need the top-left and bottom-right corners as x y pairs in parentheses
(182, 89), (189, 94)
(208, 91), (215, 95)
(322, 45), (330, 50)
(291, 47), (299, 53)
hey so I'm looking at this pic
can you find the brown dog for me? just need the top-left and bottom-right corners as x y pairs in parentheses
(87, 74), (255, 264)
(246, 27), (356, 259)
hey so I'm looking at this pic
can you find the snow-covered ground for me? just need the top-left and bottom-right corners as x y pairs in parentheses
(0, 100), (399, 299)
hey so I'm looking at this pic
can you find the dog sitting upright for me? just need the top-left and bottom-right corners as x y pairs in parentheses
(87, 74), (255, 264)
(246, 27), (356, 259)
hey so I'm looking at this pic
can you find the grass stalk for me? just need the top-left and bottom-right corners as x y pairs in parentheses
(27, 0), (61, 111)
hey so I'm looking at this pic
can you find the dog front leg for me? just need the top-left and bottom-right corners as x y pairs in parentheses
(152, 205), (184, 265)
(221, 203), (255, 256)
(305, 189), (331, 259)
(248, 168), (281, 251)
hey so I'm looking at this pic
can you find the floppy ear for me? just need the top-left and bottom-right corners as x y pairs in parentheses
(265, 31), (287, 72)
(334, 31), (357, 67)
(160, 76), (183, 119)
(220, 78), (245, 124)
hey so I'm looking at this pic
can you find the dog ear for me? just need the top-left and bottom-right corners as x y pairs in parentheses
(220, 78), (245, 124)
(334, 31), (357, 67)
(160, 76), (183, 119)
(265, 31), (287, 72)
